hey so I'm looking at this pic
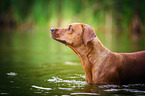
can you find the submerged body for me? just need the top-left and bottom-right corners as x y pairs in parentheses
(51, 23), (145, 85)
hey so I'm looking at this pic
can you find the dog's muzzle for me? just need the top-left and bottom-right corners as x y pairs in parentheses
(50, 28), (66, 44)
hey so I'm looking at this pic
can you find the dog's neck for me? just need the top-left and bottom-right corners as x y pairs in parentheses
(67, 37), (111, 83)
(68, 37), (111, 66)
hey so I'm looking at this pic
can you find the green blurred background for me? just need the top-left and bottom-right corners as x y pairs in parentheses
(1, 0), (145, 29)
(0, 0), (145, 95)
(0, 0), (145, 51)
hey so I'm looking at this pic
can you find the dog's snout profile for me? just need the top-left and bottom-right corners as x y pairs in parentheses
(51, 23), (145, 85)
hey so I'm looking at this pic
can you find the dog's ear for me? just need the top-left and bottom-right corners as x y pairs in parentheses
(82, 24), (96, 45)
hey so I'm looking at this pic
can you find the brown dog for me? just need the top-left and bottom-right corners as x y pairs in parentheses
(51, 23), (145, 85)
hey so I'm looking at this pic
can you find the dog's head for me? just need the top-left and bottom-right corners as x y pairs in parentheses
(51, 23), (96, 46)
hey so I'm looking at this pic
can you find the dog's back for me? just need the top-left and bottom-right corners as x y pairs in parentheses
(119, 51), (145, 84)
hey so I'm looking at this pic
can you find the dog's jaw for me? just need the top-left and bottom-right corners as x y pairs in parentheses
(54, 38), (66, 44)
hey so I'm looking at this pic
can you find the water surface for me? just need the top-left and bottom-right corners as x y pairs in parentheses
(0, 29), (145, 95)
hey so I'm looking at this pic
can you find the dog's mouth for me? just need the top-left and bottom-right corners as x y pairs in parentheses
(51, 33), (66, 44)
(54, 38), (66, 44)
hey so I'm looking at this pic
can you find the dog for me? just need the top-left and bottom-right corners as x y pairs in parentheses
(51, 23), (145, 85)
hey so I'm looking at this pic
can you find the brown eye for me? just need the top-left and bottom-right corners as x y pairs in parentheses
(68, 27), (72, 31)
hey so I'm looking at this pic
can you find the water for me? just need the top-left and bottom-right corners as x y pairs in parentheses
(0, 28), (145, 95)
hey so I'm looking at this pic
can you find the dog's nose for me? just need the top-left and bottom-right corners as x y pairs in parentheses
(51, 28), (55, 33)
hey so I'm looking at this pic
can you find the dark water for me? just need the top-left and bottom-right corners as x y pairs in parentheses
(0, 29), (145, 96)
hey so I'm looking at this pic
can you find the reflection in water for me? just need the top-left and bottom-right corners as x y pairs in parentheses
(58, 87), (72, 91)
(47, 76), (87, 87)
(71, 93), (99, 95)
(0, 30), (145, 95)
(33, 75), (145, 95)
(0, 93), (9, 95)
(7, 72), (17, 76)
(83, 83), (145, 95)
(32, 85), (52, 90)
(104, 88), (145, 93)
(65, 61), (78, 65)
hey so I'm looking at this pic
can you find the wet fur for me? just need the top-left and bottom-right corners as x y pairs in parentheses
(51, 23), (145, 85)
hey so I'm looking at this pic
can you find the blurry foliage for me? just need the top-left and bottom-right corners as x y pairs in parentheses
(0, 0), (145, 30)
(0, 0), (145, 53)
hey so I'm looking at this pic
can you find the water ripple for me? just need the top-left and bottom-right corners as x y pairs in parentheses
(32, 85), (52, 90)
(104, 88), (145, 93)
(47, 76), (87, 86)
(7, 72), (17, 76)
(71, 93), (99, 95)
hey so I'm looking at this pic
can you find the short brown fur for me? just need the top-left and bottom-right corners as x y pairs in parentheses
(51, 23), (145, 85)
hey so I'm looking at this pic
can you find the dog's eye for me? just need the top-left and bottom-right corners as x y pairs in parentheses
(68, 27), (72, 31)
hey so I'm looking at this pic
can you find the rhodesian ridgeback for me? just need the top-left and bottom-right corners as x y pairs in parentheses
(51, 23), (145, 85)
